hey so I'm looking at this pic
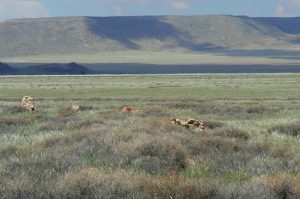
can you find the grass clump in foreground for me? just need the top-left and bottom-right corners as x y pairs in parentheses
(0, 74), (300, 198)
(268, 122), (300, 137)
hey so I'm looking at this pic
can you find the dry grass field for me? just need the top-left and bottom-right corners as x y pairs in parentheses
(0, 74), (300, 198)
(4, 51), (300, 65)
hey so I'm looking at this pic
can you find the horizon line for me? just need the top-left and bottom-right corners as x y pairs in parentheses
(2, 14), (300, 22)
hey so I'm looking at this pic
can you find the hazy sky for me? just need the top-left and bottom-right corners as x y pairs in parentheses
(0, 0), (300, 20)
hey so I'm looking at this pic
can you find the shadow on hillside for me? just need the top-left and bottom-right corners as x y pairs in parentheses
(250, 17), (300, 35)
(85, 16), (182, 49)
(84, 16), (223, 51)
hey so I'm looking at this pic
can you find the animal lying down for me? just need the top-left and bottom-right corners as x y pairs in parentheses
(22, 96), (35, 112)
(170, 118), (206, 131)
(122, 106), (142, 113)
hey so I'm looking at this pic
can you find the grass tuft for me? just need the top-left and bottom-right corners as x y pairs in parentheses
(268, 122), (300, 137)
(137, 139), (187, 174)
(212, 127), (250, 140)
(57, 106), (78, 118)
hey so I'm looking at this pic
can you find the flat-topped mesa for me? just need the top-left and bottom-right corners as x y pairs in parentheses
(2, 15), (300, 58)
(21, 96), (35, 112)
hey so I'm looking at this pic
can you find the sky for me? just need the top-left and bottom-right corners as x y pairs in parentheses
(0, 0), (299, 21)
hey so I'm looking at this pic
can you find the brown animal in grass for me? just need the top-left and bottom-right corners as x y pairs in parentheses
(187, 119), (196, 124)
(21, 96), (35, 112)
(170, 118), (206, 131)
(122, 106), (132, 113)
(186, 156), (197, 166)
(170, 118), (190, 128)
(170, 118), (181, 125)
(199, 120), (206, 131)
(122, 106), (141, 113)
(71, 105), (80, 111)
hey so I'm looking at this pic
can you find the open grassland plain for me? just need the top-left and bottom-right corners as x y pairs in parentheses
(0, 74), (300, 198)
(4, 51), (300, 65)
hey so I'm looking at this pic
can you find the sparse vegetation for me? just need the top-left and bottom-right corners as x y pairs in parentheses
(268, 122), (300, 137)
(212, 127), (250, 139)
(0, 74), (300, 198)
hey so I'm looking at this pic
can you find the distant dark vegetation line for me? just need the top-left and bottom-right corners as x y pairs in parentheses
(2, 62), (300, 75)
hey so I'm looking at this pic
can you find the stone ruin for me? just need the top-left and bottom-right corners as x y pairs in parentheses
(21, 96), (35, 112)
(170, 118), (206, 131)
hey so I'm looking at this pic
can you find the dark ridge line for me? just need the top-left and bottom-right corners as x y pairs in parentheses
(2, 62), (300, 75)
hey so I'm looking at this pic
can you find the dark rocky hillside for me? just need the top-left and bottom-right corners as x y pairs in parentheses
(22, 62), (92, 75)
(0, 62), (17, 74)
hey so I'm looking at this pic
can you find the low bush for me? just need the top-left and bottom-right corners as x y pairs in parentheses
(205, 120), (224, 129)
(0, 115), (29, 127)
(268, 122), (300, 137)
(80, 105), (101, 111)
(212, 127), (250, 140)
(137, 139), (187, 174)
(3, 105), (27, 114)
(53, 169), (223, 199)
(0, 145), (26, 160)
(224, 106), (247, 116)
(141, 175), (222, 199)
(264, 172), (300, 198)
(37, 120), (65, 131)
(246, 106), (273, 114)
(53, 168), (140, 199)
(71, 118), (104, 129)
(57, 106), (78, 118)
(141, 105), (170, 117)
(0, 115), (31, 133)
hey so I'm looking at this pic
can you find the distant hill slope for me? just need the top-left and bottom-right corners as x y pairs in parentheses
(22, 62), (92, 75)
(0, 15), (300, 57)
(0, 62), (17, 74)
